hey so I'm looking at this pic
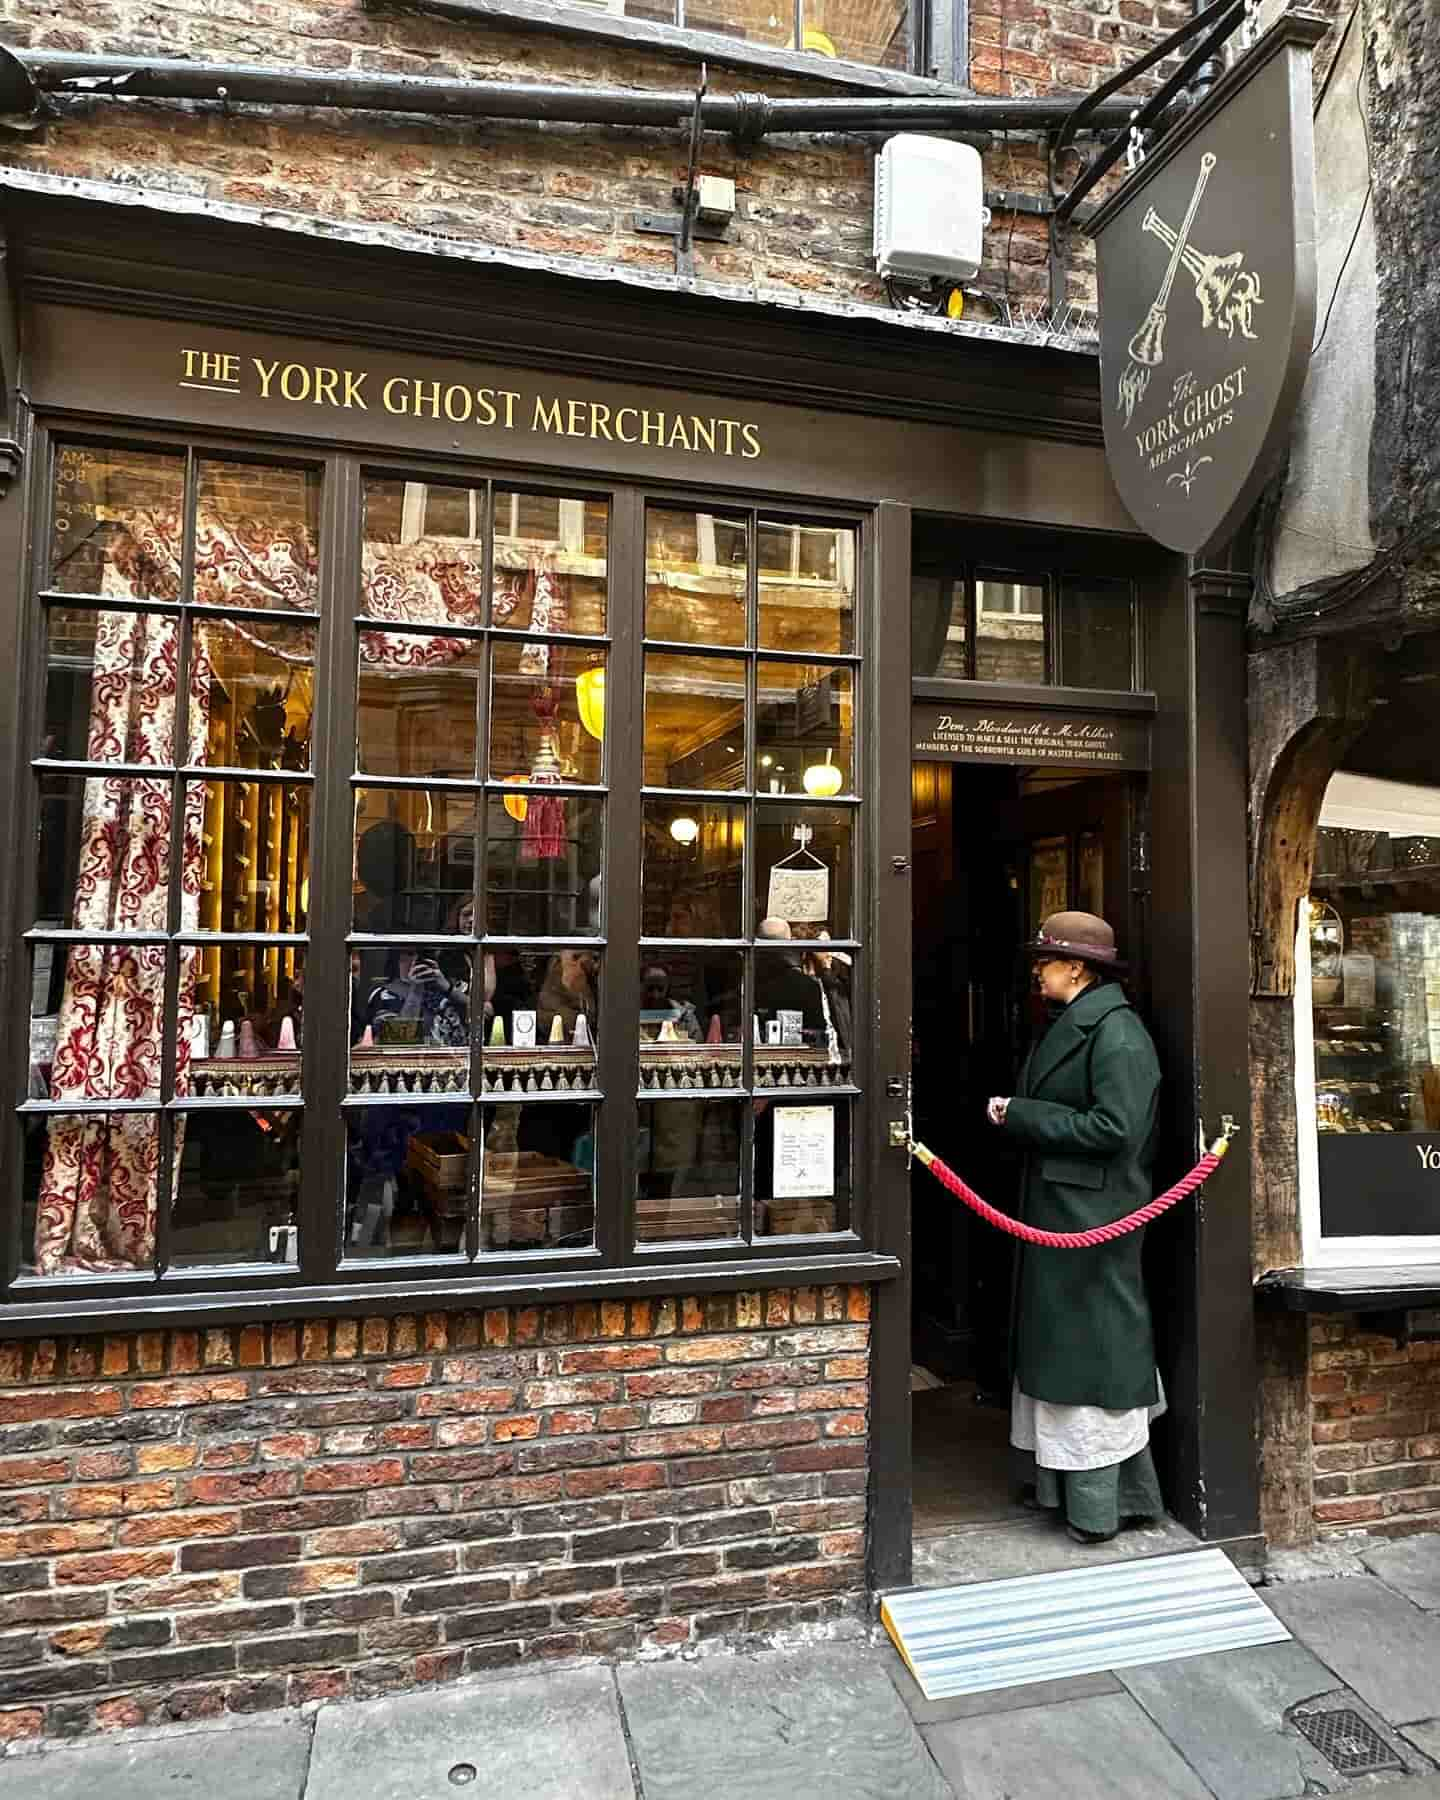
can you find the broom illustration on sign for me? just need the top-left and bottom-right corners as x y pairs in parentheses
(1116, 152), (1216, 426)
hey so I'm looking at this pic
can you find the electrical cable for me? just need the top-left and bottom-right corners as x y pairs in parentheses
(1311, 16), (1372, 357)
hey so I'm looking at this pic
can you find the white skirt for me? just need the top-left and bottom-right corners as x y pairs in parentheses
(1010, 1374), (1167, 1474)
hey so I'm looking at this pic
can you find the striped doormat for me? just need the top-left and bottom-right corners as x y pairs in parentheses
(882, 1549), (1289, 1700)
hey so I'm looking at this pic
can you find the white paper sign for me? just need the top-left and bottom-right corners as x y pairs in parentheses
(766, 863), (829, 924)
(772, 1104), (835, 1200)
(1341, 953), (1376, 1010)
(512, 1009), (538, 1049)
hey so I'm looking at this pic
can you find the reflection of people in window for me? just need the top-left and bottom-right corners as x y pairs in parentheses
(365, 947), (468, 1046)
(640, 965), (702, 1041)
(538, 949), (598, 1043)
(805, 930), (853, 1058)
(754, 918), (825, 1043)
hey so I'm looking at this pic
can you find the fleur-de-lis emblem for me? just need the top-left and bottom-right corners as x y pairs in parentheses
(1166, 457), (1213, 496)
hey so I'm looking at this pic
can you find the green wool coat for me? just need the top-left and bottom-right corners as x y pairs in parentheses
(1002, 980), (1162, 1410)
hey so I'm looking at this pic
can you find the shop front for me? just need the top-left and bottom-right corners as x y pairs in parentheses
(0, 176), (1258, 1730)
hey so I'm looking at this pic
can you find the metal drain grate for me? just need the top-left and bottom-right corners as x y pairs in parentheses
(1292, 1707), (1401, 1777)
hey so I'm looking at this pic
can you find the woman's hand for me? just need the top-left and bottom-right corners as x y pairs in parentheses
(986, 1096), (1010, 1127)
(408, 959), (450, 995)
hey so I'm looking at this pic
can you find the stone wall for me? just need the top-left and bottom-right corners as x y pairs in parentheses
(0, 1285), (870, 1744)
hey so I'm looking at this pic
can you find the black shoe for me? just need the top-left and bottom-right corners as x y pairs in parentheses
(1067, 1524), (1118, 1545)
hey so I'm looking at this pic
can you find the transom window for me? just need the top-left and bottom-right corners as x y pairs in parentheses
(13, 435), (868, 1297)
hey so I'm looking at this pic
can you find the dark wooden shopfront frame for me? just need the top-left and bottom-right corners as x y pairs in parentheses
(0, 181), (1261, 1586)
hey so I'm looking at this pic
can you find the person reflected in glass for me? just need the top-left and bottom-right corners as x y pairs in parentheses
(640, 965), (702, 1042)
(986, 910), (1165, 1546)
(804, 928), (852, 1059)
(537, 948), (598, 1045)
(754, 917), (826, 1046)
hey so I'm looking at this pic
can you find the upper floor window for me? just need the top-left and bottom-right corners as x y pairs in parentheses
(623, 0), (913, 71)
(910, 563), (1140, 692)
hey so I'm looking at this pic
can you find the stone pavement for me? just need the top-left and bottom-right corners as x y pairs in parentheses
(7, 1533), (1440, 1799)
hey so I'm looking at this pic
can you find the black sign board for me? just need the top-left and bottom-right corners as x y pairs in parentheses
(1319, 1135), (1440, 1238)
(1088, 16), (1325, 556)
(912, 702), (1149, 770)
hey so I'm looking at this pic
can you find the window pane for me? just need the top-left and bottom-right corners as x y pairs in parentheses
(24, 1110), (161, 1276)
(346, 1106), (471, 1259)
(643, 799), (745, 939)
(198, 620), (316, 771)
(482, 947), (599, 1081)
(975, 576), (1046, 683)
(187, 944), (305, 1097)
(804, 0), (910, 67)
(172, 1108), (302, 1267)
(358, 633), (482, 780)
(481, 1101), (595, 1251)
(636, 1098), (742, 1243)
(755, 803), (853, 939)
(758, 519), (855, 654)
(911, 576), (967, 678)
(490, 642), (605, 786)
(28, 942), (165, 1102)
(35, 774), (175, 930)
(49, 445), (184, 599)
(757, 661), (854, 796)
(644, 653), (746, 790)
(194, 779), (311, 937)
(494, 490), (608, 635)
(195, 462), (320, 613)
(1060, 577), (1134, 691)
(44, 609), (180, 766)
(350, 939), (469, 1096)
(361, 477), (485, 627)
(754, 1098), (849, 1236)
(486, 794), (604, 937)
(646, 507), (747, 647)
(754, 941), (855, 1074)
(641, 950), (742, 1042)
(685, 0), (790, 47)
(355, 788), (473, 935)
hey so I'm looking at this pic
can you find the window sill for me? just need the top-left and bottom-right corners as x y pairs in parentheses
(393, 0), (956, 96)
(0, 1251), (902, 1337)
(1256, 1264), (1440, 1313)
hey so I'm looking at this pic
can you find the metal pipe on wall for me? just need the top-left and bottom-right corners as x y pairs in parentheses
(14, 49), (1145, 137)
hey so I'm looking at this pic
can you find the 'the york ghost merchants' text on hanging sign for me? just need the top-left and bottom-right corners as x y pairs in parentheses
(1087, 15), (1325, 556)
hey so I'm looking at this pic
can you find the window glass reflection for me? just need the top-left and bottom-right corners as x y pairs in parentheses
(494, 490), (607, 636)
(172, 1108), (302, 1266)
(49, 445), (185, 599)
(490, 642), (604, 786)
(755, 804), (852, 940)
(753, 1097), (849, 1237)
(975, 575), (1046, 683)
(346, 1105), (471, 1258)
(485, 794), (604, 937)
(758, 519), (855, 654)
(481, 1101), (595, 1250)
(361, 478), (485, 627)
(194, 463), (321, 614)
(23, 1111), (162, 1277)
(357, 634), (481, 780)
(643, 653), (746, 790)
(756, 661), (853, 796)
(354, 789), (474, 936)
(646, 507), (747, 646)
(642, 800), (745, 939)
(636, 1098), (742, 1243)
(1060, 577), (1134, 691)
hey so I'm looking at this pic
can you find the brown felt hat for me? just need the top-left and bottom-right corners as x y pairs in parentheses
(1027, 911), (1125, 970)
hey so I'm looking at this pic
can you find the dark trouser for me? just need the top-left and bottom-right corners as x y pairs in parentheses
(1016, 1443), (1164, 1537)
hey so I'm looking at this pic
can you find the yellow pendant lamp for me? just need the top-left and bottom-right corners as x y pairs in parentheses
(802, 748), (844, 798)
(501, 775), (528, 824)
(575, 665), (606, 742)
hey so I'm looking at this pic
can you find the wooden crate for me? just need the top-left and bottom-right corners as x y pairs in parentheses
(482, 1152), (592, 1249)
(759, 1197), (837, 1236)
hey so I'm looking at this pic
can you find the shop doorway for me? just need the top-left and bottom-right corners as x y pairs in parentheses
(908, 759), (1145, 1536)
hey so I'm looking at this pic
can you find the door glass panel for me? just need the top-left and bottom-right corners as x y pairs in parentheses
(642, 800), (745, 939)
(756, 662), (854, 796)
(754, 1097), (849, 1236)
(755, 804), (853, 939)
(636, 1098), (742, 1244)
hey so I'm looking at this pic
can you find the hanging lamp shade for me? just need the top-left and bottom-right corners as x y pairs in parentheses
(802, 748), (843, 798)
(502, 776), (528, 824)
(575, 665), (606, 742)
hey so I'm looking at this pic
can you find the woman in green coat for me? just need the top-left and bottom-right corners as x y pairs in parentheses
(987, 911), (1165, 1544)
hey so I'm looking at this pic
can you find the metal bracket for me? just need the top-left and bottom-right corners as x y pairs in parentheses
(632, 61), (714, 276)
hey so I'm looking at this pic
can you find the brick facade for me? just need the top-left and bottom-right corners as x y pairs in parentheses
(1308, 1317), (1440, 1536)
(0, 0), (1199, 316)
(0, 1285), (870, 1742)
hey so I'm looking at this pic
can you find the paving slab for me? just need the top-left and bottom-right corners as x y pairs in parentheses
(921, 1691), (1213, 1800)
(0, 1717), (311, 1800)
(305, 1666), (633, 1800)
(882, 1641), (1121, 1727)
(1263, 1576), (1440, 1726)
(618, 1643), (952, 1800)
(1403, 1719), (1440, 1762)
(1363, 1536), (1440, 1610)
(1119, 1641), (1380, 1800)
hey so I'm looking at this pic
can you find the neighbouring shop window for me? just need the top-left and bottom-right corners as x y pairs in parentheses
(16, 438), (865, 1295)
(1300, 771), (1440, 1245)
(910, 564), (1137, 690)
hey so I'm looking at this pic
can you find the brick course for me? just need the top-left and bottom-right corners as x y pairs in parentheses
(1306, 1316), (1440, 1535)
(0, 1285), (870, 1742)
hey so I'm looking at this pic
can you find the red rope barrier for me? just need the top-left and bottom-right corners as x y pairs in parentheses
(910, 1134), (1232, 1249)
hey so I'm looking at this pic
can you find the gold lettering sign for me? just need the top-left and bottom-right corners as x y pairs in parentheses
(179, 348), (763, 459)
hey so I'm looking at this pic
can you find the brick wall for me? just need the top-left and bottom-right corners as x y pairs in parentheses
(1308, 1316), (1440, 1536)
(0, 1284), (871, 1744)
(0, 0), (1198, 317)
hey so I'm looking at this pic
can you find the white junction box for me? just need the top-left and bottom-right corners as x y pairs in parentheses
(874, 135), (990, 283)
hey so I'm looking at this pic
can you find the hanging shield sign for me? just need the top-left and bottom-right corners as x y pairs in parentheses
(1088, 16), (1324, 556)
